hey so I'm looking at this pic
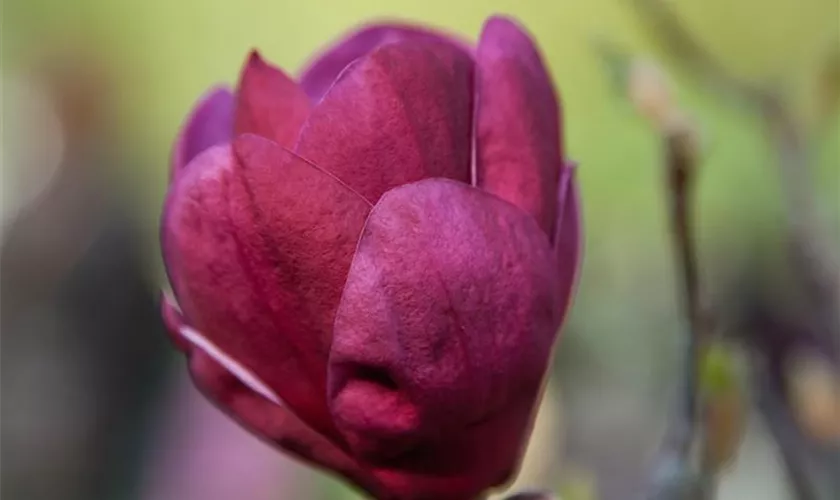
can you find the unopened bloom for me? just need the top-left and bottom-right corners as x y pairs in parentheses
(161, 15), (581, 500)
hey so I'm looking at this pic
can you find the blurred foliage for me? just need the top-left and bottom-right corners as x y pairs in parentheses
(699, 343), (746, 474)
(699, 343), (739, 396)
(2, 0), (838, 499)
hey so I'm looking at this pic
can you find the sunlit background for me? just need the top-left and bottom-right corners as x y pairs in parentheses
(2, 1), (838, 499)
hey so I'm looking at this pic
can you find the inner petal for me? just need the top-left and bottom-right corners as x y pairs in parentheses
(295, 40), (474, 204)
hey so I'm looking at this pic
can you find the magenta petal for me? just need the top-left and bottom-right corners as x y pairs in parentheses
(234, 51), (311, 147)
(475, 16), (562, 235)
(296, 41), (474, 203)
(553, 163), (583, 323)
(328, 178), (561, 496)
(162, 136), (370, 438)
(299, 23), (471, 103)
(171, 87), (234, 179)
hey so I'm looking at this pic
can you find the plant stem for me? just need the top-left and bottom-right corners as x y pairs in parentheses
(625, 3), (840, 500)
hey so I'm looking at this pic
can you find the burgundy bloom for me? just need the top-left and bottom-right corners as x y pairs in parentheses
(161, 15), (581, 500)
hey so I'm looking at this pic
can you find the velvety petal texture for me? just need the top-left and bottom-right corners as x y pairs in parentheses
(474, 17), (562, 236)
(299, 23), (470, 103)
(234, 51), (311, 147)
(296, 41), (474, 203)
(163, 136), (371, 438)
(160, 14), (582, 500)
(329, 178), (561, 499)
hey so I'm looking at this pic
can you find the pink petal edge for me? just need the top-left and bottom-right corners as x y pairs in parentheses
(170, 86), (235, 179)
(299, 22), (472, 103)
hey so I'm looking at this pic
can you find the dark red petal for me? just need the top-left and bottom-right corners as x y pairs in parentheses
(170, 87), (234, 179)
(475, 16), (562, 235)
(234, 51), (311, 147)
(296, 41), (474, 203)
(328, 178), (561, 497)
(162, 136), (370, 438)
(299, 23), (472, 103)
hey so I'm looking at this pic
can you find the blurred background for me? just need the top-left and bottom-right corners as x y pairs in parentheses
(1, 1), (837, 499)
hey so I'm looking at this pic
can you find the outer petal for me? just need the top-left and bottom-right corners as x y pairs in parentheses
(162, 135), (371, 439)
(328, 178), (560, 499)
(170, 87), (235, 178)
(475, 16), (562, 236)
(181, 345), (380, 497)
(298, 23), (471, 103)
(552, 163), (583, 322)
(234, 51), (311, 148)
(161, 290), (190, 352)
(295, 41), (474, 204)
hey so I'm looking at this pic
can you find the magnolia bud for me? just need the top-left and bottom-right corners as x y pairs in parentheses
(627, 59), (674, 129)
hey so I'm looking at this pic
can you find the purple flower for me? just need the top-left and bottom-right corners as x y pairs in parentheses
(160, 15), (581, 500)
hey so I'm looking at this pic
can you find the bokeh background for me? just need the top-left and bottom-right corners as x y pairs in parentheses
(1, 1), (838, 499)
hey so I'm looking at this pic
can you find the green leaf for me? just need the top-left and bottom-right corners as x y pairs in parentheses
(699, 342), (739, 395)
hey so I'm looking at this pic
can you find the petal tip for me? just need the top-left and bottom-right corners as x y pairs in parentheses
(240, 49), (275, 80)
(245, 48), (265, 66)
(483, 14), (529, 39)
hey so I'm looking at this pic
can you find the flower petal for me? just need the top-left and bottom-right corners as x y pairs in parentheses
(161, 290), (190, 352)
(184, 348), (380, 496)
(234, 51), (311, 147)
(552, 163), (583, 323)
(474, 16), (562, 235)
(295, 41), (474, 203)
(328, 178), (560, 496)
(299, 23), (470, 103)
(365, 397), (537, 500)
(162, 136), (371, 439)
(171, 87), (234, 178)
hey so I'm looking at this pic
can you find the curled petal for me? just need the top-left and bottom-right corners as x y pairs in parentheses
(161, 290), (190, 352)
(299, 23), (471, 103)
(171, 87), (234, 178)
(234, 51), (311, 147)
(162, 136), (370, 438)
(329, 178), (560, 498)
(182, 346), (378, 496)
(475, 16), (562, 235)
(552, 163), (583, 324)
(296, 41), (474, 203)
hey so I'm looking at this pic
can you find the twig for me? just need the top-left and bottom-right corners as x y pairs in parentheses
(627, 0), (764, 105)
(661, 126), (718, 500)
(623, 4), (840, 500)
(665, 127), (710, 431)
(754, 374), (819, 500)
(759, 96), (840, 353)
(627, 0), (839, 348)
(642, 117), (716, 500)
(503, 491), (558, 500)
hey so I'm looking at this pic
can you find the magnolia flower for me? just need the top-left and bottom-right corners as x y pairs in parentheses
(161, 15), (581, 500)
